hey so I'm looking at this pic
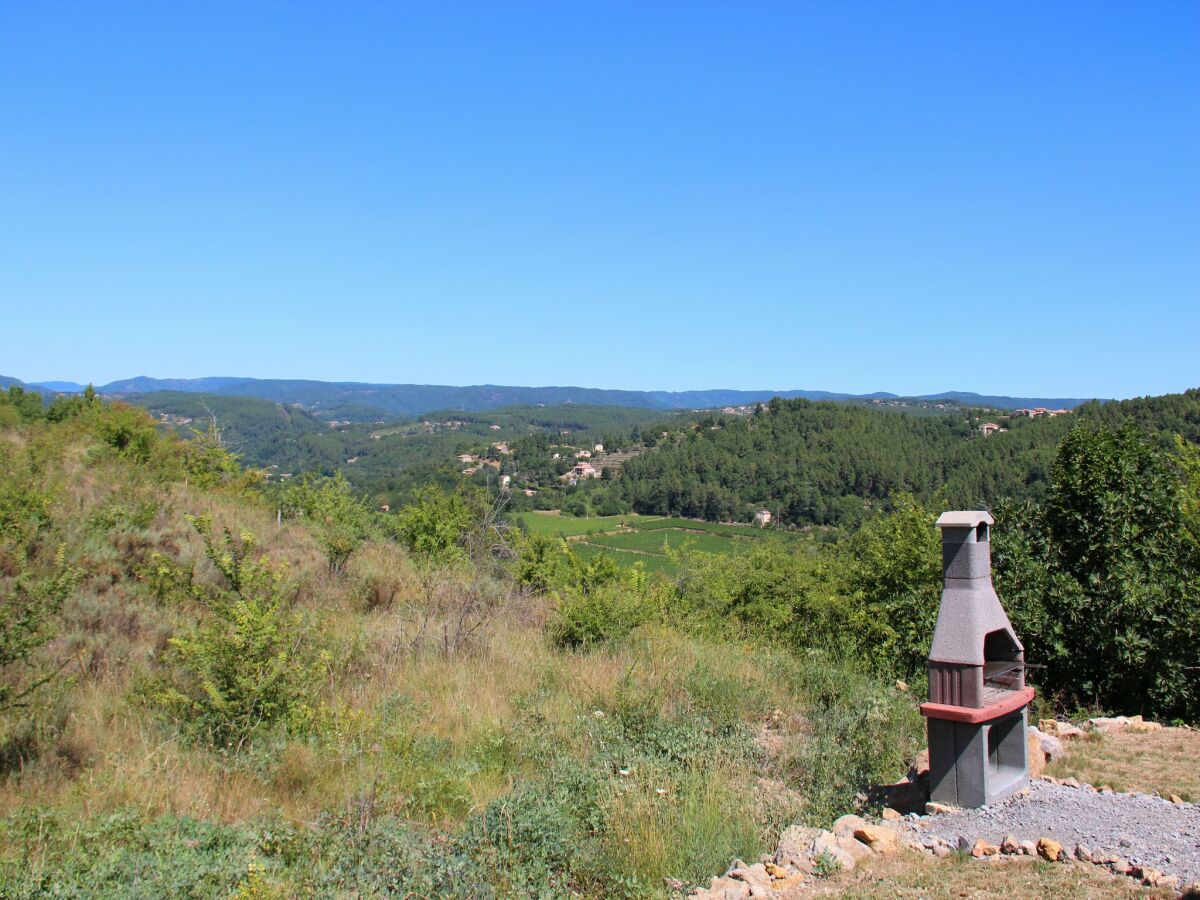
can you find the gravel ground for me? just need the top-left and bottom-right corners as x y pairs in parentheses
(899, 780), (1200, 886)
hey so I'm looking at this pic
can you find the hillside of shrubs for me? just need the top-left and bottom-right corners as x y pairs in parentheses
(0, 385), (1196, 896)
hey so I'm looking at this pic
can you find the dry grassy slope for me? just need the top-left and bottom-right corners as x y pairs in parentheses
(9, 417), (890, 894)
(1048, 728), (1200, 801)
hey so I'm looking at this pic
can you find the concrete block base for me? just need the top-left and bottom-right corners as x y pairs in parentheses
(928, 707), (1029, 808)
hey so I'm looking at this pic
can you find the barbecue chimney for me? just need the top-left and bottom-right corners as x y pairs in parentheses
(921, 511), (1034, 808)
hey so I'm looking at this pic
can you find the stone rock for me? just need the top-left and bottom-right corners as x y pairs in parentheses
(853, 825), (903, 854)
(698, 875), (751, 899)
(832, 814), (869, 839)
(908, 748), (930, 781)
(1074, 843), (1093, 862)
(881, 807), (902, 821)
(1086, 714), (1163, 735)
(811, 831), (857, 872)
(834, 834), (874, 863)
(1037, 838), (1064, 862)
(932, 844), (951, 858)
(730, 863), (774, 894)
(970, 839), (999, 858)
(1000, 834), (1021, 855)
(764, 863), (790, 879)
(925, 801), (957, 815)
(1027, 731), (1047, 778)
(1170, 794), (1185, 804)
(1018, 840), (1038, 856)
(1110, 858), (1132, 876)
(774, 825), (820, 871)
(1061, 777), (1081, 789)
(1038, 719), (1085, 740)
(1029, 726), (1065, 762)
(772, 874), (806, 893)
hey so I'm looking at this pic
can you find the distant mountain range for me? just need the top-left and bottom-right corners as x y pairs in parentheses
(2, 374), (1101, 419)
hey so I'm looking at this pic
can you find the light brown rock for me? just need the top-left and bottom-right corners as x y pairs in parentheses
(970, 839), (999, 858)
(924, 801), (957, 815)
(881, 807), (902, 821)
(835, 834), (874, 862)
(700, 876), (751, 899)
(773, 825), (820, 872)
(812, 831), (858, 871)
(1038, 719), (1085, 740)
(1170, 794), (1185, 804)
(1018, 840), (1038, 856)
(768, 878), (806, 897)
(999, 834), (1021, 855)
(908, 749), (930, 781)
(1074, 844), (1093, 862)
(853, 825), (903, 854)
(1037, 837), (1064, 862)
(1027, 731), (1047, 778)
(730, 863), (775, 894)
(1061, 777), (1081, 788)
(832, 814), (869, 839)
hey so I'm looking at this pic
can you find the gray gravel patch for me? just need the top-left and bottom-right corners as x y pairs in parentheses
(899, 781), (1200, 885)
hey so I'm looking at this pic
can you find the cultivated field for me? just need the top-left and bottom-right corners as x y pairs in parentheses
(512, 511), (807, 573)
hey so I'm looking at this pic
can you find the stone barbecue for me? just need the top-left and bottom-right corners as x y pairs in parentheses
(921, 511), (1034, 808)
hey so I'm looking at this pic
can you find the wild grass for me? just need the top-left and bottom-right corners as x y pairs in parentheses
(1047, 728), (1200, 800)
(0, 413), (926, 897)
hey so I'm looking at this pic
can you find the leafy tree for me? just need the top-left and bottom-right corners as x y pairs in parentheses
(283, 472), (374, 574)
(995, 424), (1200, 719)
(837, 493), (945, 678)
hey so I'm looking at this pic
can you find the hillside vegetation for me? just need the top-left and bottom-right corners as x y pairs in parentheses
(0, 385), (1196, 896)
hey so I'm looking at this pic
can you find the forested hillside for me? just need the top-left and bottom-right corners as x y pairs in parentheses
(614, 391), (1200, 525)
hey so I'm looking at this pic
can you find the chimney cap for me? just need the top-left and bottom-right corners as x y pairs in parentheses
(936, 510), (994, 529)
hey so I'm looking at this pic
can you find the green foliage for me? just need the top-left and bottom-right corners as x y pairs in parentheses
(672, 541), (832, 637)
(0, 386), (46, 426)
(838, 494), (944, 678)
(182, 421), (249, 491)
(777, 654), (923, 823)
(391, 485), (474, 565)
(549, 580), (660, 649)
(995, 424), (1200, 720)
(0, 445), (79, 711)
(0, 547), (79, 711)
(282, 472), (373, 574)
(91, 404), (159, 463)
(141, 516), (319, 749)
(511, 531), (567, 593)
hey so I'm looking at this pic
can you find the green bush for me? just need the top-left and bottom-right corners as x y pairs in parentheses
(776, 654), (923, 823)
(282, 472), (374, 575)
(549, 581), (660, 649)
(139, 516), (320, 749)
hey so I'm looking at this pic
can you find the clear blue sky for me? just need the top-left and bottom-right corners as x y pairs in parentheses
(1, 1), (1197, 398)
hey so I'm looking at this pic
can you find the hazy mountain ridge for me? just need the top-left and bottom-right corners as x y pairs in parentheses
(4, 374), (1101, 418)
